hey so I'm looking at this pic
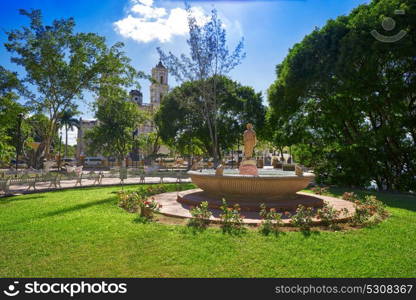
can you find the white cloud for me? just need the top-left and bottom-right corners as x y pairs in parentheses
(136, 0), (153, 6)
(131, 4), (167, 19)
(114, 2), (210, 43)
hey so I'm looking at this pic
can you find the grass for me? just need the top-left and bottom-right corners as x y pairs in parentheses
(0, 184), (415, 277)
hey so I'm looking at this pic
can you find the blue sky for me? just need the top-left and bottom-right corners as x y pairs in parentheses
(0, 0), (369, 143)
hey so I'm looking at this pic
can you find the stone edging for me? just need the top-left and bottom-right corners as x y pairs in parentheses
(155, 189), (356, 225)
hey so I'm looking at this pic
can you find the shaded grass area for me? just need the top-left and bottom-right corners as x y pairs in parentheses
(0, 184), (415, 277)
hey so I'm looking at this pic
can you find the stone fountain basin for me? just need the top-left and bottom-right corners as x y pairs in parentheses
(187, 170), (316, 202)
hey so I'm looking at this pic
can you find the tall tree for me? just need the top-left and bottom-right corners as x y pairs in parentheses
(85, 42), (146, 165)
(268, 0), (416, 191)
(135, 107), (164, 159)
(155, 76), (265, 159)
(5, 9), (130, 159)
(0, 66), (26, 164)
(23, 113), (53, 168)
(85, 95), (146, 165)
(58, 109), (79, 158)
(157, 6), (245, 165)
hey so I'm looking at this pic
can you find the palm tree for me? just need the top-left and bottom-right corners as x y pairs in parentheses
(58, 109), (80, 158)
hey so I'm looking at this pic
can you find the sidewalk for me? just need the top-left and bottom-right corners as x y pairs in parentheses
(1, 176), (191, 197)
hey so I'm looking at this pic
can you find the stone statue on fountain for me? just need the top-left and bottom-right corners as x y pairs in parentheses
(239, 123), (259, 176)
(243, 123), (257, 159)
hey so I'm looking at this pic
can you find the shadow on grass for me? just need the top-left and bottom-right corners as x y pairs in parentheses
(184, 222), (210, 235)
(300, 229), (320, 238)
(0, 195), (45, 204)
(1, 187), (112, 205)
(259, 229), (286, 238)
(220, 227), (247, 236)
(132, 216), (153, 224)
(184, 226), (207, 235)
(3, 196), (117, 227)
(41, 197), (116, 218)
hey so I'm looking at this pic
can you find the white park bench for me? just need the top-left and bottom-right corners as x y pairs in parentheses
(0, 172), (63, 194)
(0, 179), (11, 194)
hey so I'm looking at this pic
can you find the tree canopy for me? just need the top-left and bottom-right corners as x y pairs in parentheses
(0, 66), (26, 163)
(85, 95), (145, 163)
(4, 9), (137, 159)
(268, 0), (416, 191)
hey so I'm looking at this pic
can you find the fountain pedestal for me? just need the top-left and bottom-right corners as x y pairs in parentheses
(239, 159), (259, 176)
(177, 189), (323, 212)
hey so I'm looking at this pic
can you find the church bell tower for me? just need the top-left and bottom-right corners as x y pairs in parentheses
(150, 61), (169, 106)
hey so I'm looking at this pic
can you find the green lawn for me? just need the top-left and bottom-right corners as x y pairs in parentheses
(0, 184), (415, 277)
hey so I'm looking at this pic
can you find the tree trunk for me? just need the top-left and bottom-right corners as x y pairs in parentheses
(152, 133), (160, 156)
(64, 124), (68, 158)
(204, 111), (218, 167)
(44, 118), (57, 160)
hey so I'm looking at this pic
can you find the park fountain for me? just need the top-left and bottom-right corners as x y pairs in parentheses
(179, 124), (322, 211)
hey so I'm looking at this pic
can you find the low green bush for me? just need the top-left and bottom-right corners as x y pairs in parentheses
(188, 201), (212, 230)
(316, 201), (349, 230)
(341, 191), (389, 227)
(219, 198), (245, 234)
(117, 191), (161, 218)
(290, 205), (315, 230)
(351, 195), (389, 226)
(259, 203), (283, 235)
(116, 184), (189, 217)
(117, 191), (140, 213)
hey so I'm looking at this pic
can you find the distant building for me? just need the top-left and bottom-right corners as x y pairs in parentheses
(130, 89), (143, 106)
(76, 61), (170, 159)
(76, 119), (98, 158)
(150, 61), (168, 106)
(132, 61), (169, 136)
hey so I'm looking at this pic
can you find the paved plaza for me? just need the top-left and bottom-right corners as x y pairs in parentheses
(1, 175), (191, 197)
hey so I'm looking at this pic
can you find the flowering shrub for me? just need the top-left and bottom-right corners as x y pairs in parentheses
(143, 185), (167, 197)
(311, 186), (329, 195)
(117, 191), (161, 218)
(283, 211), (292, 218)
(342, 192), (358, 202)
(219, 198), (245, 234)
(290, 205), (315, 230)
(351, 195), (389, 226)
(139, 196), (161, 218)
(188, 201), (212, 229)
(259, 203), (283, 235)
(316, 201), (347, 230)
(117, 191), (139, 213)
(117, 184), (194, 221)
